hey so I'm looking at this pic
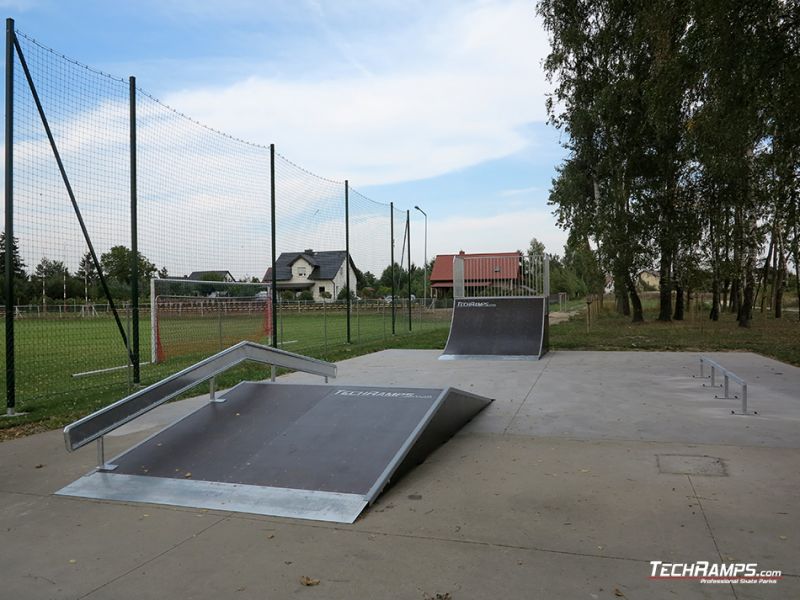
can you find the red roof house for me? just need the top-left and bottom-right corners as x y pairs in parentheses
(429, 251), (522, 295)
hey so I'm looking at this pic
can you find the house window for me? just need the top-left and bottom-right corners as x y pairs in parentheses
(297, 267), (307, 277)
(319, 286), (326, 295)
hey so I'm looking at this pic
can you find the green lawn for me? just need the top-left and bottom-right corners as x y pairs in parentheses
(4, 297), (797, 440)
(0, 305), (451, 437)
(550, 300), (800, 367)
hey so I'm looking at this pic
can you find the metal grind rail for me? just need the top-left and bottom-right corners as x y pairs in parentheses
(63, 341), (337, 467)
(696, 356), (754, 415)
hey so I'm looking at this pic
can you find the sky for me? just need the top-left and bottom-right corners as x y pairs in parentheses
(1, 0), (569, 271)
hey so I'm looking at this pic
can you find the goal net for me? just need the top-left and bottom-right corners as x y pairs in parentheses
(151, 278), (272, 363)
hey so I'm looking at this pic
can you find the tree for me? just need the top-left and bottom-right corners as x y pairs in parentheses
(538, 0), (795, 325)
(0, 233), (31, 305)
(100, 246), (157, 286)
(337, 286), (356, 301)
(0, 233), (27, 278)
(360, 270), (377, 289)
(76, 251), (98, 282)
(527, 238), (546, 257)
(34, 257), (68, 279)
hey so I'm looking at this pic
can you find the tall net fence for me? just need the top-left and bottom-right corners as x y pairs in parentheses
(2, 23), (446, 417)
(6, 31), (133, 413)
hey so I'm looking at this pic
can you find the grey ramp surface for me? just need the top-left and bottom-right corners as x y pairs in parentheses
(441, 296), (548, 360)
(57, 382), (492, 523)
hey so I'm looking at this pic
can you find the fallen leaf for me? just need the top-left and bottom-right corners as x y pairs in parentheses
(184, 472), (192, 478)
(68, 559), (77, 564)
(614, 588), (625, 597)
(34, 464), (44, 469)
(300, 576), (320, 586)
(267, 534), (275, 539)
(779, 535), (787, 540)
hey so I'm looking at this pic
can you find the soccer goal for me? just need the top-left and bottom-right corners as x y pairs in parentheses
(151, 278), (273, 364)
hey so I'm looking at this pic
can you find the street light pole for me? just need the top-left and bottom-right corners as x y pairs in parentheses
(414, 206), (427, 309)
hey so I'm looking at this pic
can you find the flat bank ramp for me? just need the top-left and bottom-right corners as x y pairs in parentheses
(57, 382), (492, 523)
(440, 296), (548, 360)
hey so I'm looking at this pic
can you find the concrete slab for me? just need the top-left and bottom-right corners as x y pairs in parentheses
(81, 514), (740, 600)
(0, 491), (228, 600)
(350, 435), (721, 561)
(1, 348), (798, 599)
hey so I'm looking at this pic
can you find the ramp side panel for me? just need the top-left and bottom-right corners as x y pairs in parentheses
(441, 296), (546, 360)
(108, 383), (442, 496)
(365, 388), (493, 503)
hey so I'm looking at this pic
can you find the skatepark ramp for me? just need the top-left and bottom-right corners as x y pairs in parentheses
(58, 344), (492, 523)
(440, 296), (549, 360)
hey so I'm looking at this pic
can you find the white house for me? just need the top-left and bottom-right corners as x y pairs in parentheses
(263, 249), (358, 302)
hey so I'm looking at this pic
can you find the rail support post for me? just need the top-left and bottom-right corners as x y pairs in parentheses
(95, 437), (117, 472)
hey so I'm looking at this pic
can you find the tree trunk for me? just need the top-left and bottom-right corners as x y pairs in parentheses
(657, 254), (672, 321)
(615, 283), (630, 316)
(710, 276), (720, 321)
(738, 257), (756, 328)
(673, 285), (685, 320)
(627, 275), (644, 322)
(774, 236), (786, 318)
(757, 234), (775, 313)
(729, 278), (740, 314)
(722, 278), (730, 309)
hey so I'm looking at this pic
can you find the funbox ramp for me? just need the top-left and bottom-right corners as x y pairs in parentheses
(440, 296), (549, 360)
(57, 382), (492, 523)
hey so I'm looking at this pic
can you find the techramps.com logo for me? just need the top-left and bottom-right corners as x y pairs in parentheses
(333, 389), (434, 400)
(456, 301), (497, 308)
(649, 561), (782, 585)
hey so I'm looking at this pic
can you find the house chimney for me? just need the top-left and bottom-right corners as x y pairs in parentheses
(458, 250), (465, 255)
(304, 249), (314, 255)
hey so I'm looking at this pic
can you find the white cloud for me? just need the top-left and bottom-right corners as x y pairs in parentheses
(1, 0), (563, 284)
(161, 0), (551, 185)
(499, 185), (544, 197)
(423, 208), (567, 264)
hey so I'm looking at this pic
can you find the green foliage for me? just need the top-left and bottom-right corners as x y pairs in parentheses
(537, 0), (800, 325)
(0, 233), (27, 278)
(528, 237), (546, 257)
(337, 286), (356, 301)
(378, 262), (426, 299)
(100, 245), (157, 286)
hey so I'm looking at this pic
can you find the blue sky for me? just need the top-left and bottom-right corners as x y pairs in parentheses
(3, 0), (568, 264)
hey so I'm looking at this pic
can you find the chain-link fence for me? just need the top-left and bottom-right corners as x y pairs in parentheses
(1, 20), (447, 416)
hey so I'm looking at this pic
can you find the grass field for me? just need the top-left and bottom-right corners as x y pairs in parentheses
(0, 305), (452, 438)
(552, 299), (800, 366)
(2, 296), (798, 440)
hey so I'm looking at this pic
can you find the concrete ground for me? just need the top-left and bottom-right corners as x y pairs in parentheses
(1, 349), (798, 599)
